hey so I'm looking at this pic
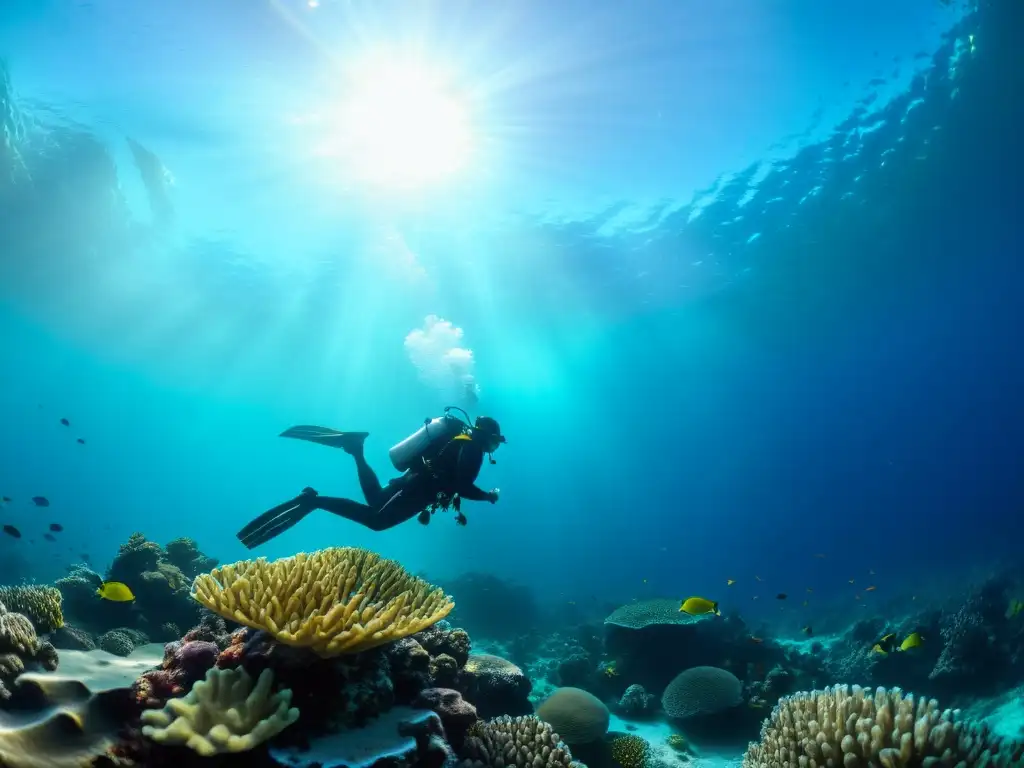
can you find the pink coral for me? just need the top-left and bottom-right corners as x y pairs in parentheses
(131, 639), (219, 708)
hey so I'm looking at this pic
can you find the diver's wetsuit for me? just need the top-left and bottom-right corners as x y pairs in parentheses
(237, 435), (493, 549)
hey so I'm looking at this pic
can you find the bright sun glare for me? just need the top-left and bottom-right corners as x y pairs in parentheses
(331, 53), (473, 191)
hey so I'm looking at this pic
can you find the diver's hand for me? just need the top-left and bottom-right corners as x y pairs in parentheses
(487, 488), (500, 504)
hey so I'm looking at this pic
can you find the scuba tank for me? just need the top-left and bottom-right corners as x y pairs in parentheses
(388, 408), (470, 472)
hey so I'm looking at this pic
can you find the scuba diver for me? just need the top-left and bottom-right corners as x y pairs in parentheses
(236, 408), (505, 549)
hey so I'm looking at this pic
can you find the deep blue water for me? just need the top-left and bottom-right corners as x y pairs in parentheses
(0, 0), (1020, 632)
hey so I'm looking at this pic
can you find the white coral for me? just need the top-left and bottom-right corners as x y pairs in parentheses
(141, 666), (299, 757)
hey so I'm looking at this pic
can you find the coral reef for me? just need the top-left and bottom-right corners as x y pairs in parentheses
(459, 653), (533, 718)
(55, 533), (216, 641)
(743, 684), (1024, 767)
(192, 547), (454, 656)
(460, 715), (581, 768)
(163, 537), (219, 579)
(535, 687), (610, 746)
(0, 584), (64, 633)
(99, 629), (138, 657)
(0, 599), (59, 698)
(140, 666), (299, 756)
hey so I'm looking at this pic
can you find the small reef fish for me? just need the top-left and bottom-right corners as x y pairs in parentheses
(31, 497), (50, 507)
(776, 593), (787, 600)
(806, 588), (813, 593)
(802, 625), (813, 636)
(43, 533), (56, 542)
(680, 597), (720, 616)
(1006, 599), (1024, 619)
(77, 438), (86, 445)
(749, 636), (763, 644)
(0, 497), (10, 504)
(900, 632), (924, 651)
(603, 664), (619, 678)
(2, 525), (21, 538)
(726, 579), (736, 586)
(865, 586), (877, 592)
(96, 581), (135, 602)
(872, 633), (898, 655)
(60, 418), (69, 426)
(755, 576), (763, 582)
(849, 579), (855, 584)
(49, 523), (63, 532)
(869, 569), (876, 575)
(752, 595), (759, 600)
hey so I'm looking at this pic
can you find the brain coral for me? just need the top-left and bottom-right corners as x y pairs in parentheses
(535, 687), (610, 745)
(604, 599), (707, 629)
(661, 666), (742, 719)
(0, 585), (64, 633)
(743, 684), (1024, 768)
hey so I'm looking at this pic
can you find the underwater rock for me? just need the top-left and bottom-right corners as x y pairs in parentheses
(413, 687), (478, 751)
(219, 627), (395, 735)
(182, 612), (233, 650)
(48, 625), (96, 652)
(616, 683), (656, 718)
(270, 706), (451, 768)
(458, 653), (532, 719)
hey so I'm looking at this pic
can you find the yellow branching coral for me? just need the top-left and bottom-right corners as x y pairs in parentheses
(190, 547), (454, 657)
(743, 684), (1024, 768)
(611, 734), (649, 768)
(141, 666), (299, 757)
(0, 585), (64, 632)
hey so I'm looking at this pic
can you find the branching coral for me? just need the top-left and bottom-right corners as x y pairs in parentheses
(190, 547), (454, 657)
(460, 715), (581, 768)
(0, 585), (64, 632)
(742, 684), (1024, 767)
(140, 665), (299, 757)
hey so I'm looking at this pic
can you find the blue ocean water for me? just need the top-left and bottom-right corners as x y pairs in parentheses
(0, 0), (1021, 696)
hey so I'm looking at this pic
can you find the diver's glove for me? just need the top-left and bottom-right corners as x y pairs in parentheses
(487, 488), (500, 504)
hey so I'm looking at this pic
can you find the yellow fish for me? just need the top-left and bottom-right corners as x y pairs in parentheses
(726, 579), (736, 586)
(680, 597), (720, 616)
(872, 633), (897, 655)
(899, 632), (924, 651)
(453, 434), (473, 441)
(603, 664), (619, 677)
(96, 581), (135, 602)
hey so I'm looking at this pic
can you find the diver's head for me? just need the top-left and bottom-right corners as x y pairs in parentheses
(474, 416), (505, 453)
